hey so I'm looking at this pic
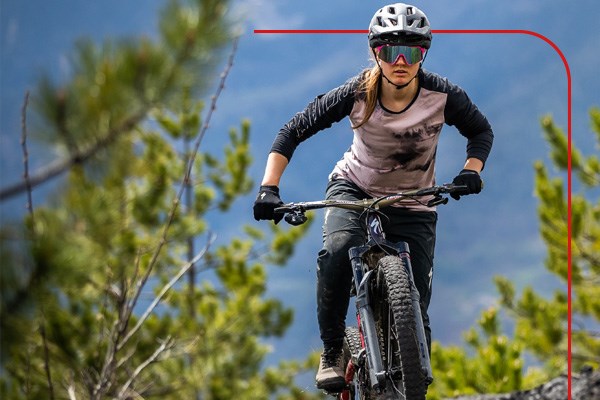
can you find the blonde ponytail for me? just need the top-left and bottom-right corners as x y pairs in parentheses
(353, 65), (381, 129)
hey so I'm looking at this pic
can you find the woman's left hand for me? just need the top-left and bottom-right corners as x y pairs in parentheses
(451, 169), (483, 200)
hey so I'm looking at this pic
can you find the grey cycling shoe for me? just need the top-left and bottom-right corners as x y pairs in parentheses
(315, 347), (345, 392)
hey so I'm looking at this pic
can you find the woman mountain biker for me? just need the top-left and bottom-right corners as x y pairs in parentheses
(253, 3), (493, 393)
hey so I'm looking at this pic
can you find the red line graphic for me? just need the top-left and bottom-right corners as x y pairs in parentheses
(254, 28), (573, 400)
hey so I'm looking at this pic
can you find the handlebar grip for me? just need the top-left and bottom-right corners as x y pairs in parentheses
(450, 184), (470, 196)
(450, 184), (468, 191)
(273, 206), (289, 214)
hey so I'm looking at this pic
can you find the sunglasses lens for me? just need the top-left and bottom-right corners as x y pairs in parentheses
(378, 45), (424, 65)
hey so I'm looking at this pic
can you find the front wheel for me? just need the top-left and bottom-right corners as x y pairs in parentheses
(372, 255), (429, 400)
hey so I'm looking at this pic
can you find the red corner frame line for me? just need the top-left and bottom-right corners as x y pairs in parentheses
(254, 28), (573, 399)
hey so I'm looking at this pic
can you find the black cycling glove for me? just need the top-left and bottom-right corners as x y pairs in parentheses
(451, 169), (483, 200)
(253, 185), (284, 224)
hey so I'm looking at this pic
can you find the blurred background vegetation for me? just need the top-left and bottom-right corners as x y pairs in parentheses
(0, 0), (598, 399)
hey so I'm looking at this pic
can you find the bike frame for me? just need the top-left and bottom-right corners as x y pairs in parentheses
(274, 184), (465, 398)
(348, 210), (433, 394)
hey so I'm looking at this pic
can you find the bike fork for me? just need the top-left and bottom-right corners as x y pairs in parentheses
(349, 248), (387, 392)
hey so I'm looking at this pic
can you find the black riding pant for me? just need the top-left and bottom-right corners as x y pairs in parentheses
(316, 178), (437, 351)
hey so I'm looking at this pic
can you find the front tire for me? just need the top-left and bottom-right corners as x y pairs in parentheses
(372, 255), (428, 399)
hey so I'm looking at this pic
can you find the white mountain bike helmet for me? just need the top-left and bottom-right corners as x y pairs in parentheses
(368, 3), (432, 49)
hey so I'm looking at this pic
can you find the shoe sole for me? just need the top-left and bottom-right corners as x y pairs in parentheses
(316, 378), (346, 393)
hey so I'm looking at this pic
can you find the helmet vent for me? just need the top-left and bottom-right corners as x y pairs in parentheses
(368, 3), (432, 49)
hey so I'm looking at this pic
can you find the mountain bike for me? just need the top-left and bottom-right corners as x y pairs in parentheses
(275, 183), (467, 400)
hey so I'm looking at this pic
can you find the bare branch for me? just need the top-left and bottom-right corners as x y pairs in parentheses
(67, 384), (78, 400)
(0, 35), (239, 203)
(186, 36), (240, 179)
(115, 346), (137, 370)
(39, 320), (55, 400)
(117, 38), (239, 346)
(20, 91), (35, 219)
(116, 337), (176, 400)
(91, 38), (238, 400)
(90, 239), (214, 397)
(156, 36), (240, 252)
(117, 235), (215, 350)
(0, 109), (146, 201)
(116, 248), (144, 337)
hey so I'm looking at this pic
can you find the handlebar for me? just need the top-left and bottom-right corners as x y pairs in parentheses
(274, 183), (468, 226)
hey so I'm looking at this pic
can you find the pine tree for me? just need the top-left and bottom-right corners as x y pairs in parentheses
(0, 1), (324, 399)
(428, 108), (600, 399)
(513, 108), (600, 373)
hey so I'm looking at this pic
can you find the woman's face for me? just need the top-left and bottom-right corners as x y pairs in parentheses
(375, 46), (423, 87)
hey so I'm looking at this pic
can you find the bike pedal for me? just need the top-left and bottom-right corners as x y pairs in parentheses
(323, 384), (351, 398)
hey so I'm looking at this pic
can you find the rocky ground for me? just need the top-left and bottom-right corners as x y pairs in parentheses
(448, 367), (600, 400)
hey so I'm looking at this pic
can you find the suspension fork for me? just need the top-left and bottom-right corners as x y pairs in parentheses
(350, 248), (434, 387)
(349, 247), (387, 392)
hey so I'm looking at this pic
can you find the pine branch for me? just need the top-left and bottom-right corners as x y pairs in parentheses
(570, 351), (600, 364)
(575, 241), (600, 268)
(0, 109), (146, 201)
(116, 336), (175, 400)
(20, 91), (35, 219)
(116, 37), (239, 344)
(117, 237), (214, 350)
(90, 244), (213, 399)
(92, 38), (238, 397)
(39, 319), (55, 400)
(0, 18), (218, 202)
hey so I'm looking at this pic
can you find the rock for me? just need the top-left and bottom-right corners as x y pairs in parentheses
(446, 367), (600, 400)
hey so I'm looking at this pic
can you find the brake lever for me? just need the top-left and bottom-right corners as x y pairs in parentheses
(427, 195), (449, 207)
(284, 211), (308, 226)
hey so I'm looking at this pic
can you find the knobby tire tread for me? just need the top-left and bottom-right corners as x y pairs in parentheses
(376, 255), (428, 400)
(342, 327), (363, 399)
(344, 327), (362, 359)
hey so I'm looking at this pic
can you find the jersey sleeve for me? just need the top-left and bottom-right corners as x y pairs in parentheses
(269, 75), (360, 161)
(443, 81), (494, 166)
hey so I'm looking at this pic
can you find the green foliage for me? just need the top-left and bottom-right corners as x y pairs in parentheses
(428, 307), (526, 400)
(0, 1), (322, 399)
(430, 107), (600, 398)
(208, 121), (254, 211)
(505, 110), (600, 373)
(537, 109), (600, 370)
(269, 213), (315, 266)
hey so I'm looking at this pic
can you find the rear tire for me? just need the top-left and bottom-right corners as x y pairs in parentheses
(372, 255), (428, 400)
(343, 327), (369, 400)
(344, 326), (362, 361)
